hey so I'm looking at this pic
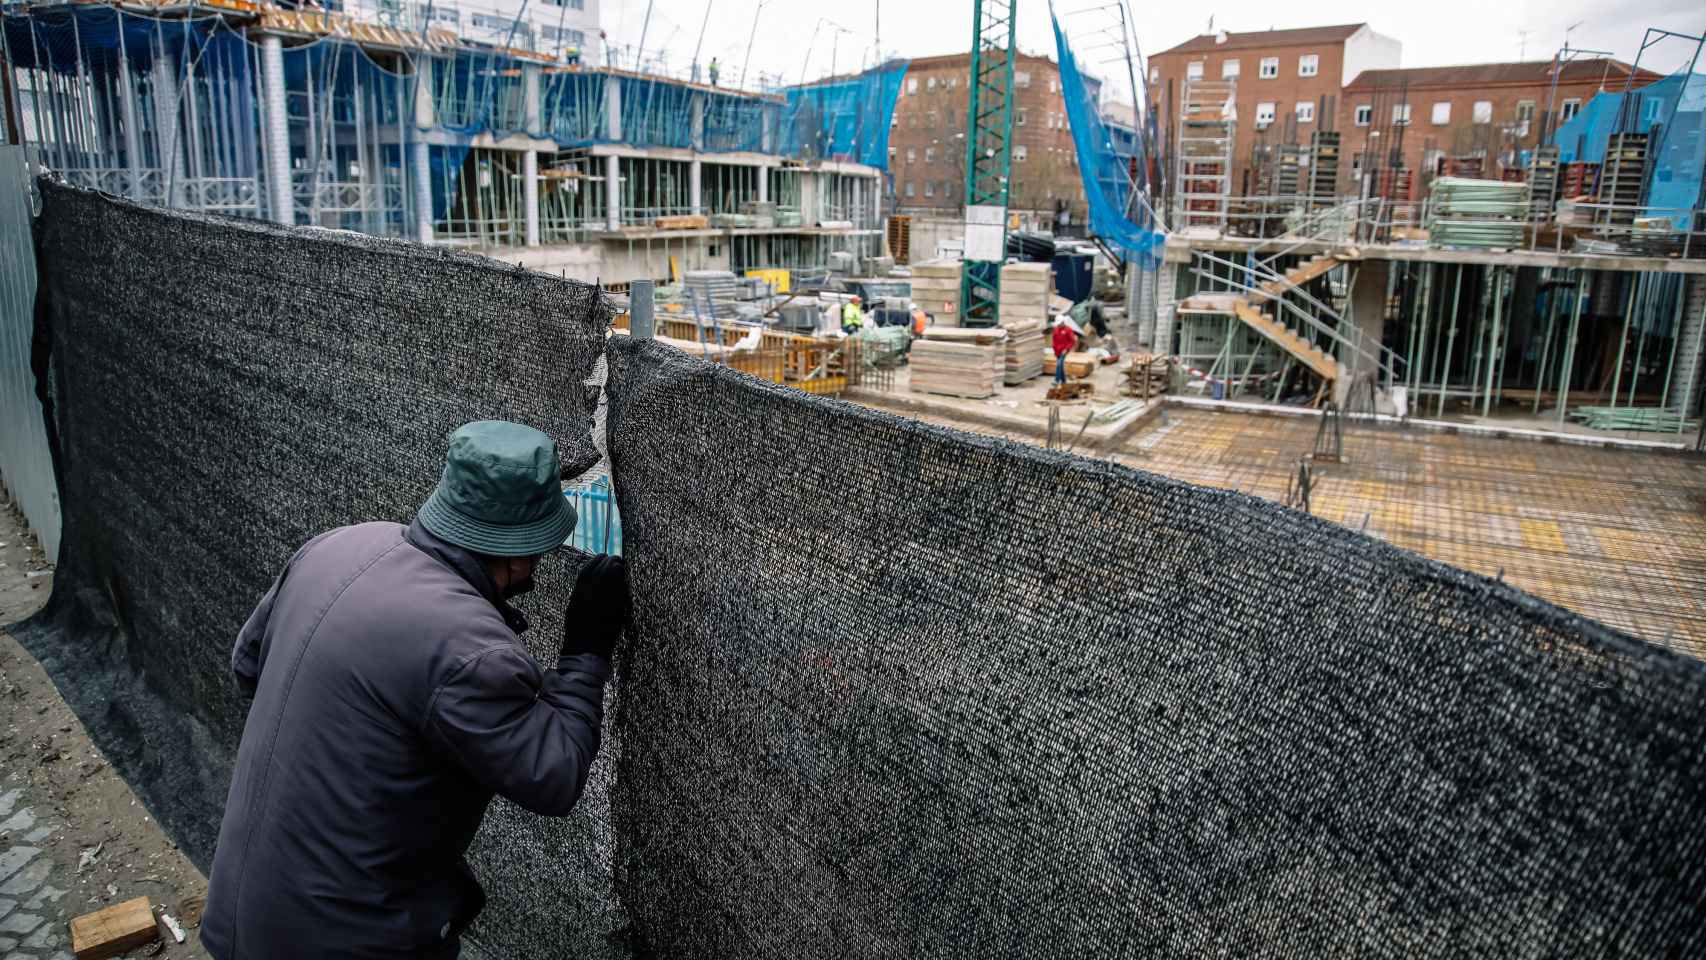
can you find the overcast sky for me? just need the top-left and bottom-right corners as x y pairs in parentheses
(602, 0), (1704, 101)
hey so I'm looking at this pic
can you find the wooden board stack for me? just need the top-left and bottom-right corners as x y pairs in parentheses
(1122, 353), (1173, 399)
(910, 327), (1006, 398)
(998, 262), (1053, 328)
(1000, 318), (1046, 385)
(910, 260), (963, 325)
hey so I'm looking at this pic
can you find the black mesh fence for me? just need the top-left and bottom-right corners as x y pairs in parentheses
(603, 336), (1706, 958)
(19, 179), (629, 959)
(17, 180), (1706, 959)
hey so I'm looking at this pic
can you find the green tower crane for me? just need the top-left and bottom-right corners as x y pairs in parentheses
(960, 0), (1017, 327)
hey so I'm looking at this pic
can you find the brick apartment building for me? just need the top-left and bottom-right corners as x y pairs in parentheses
(1148, 23), (1401, 197)
(888, 51), (1090, 220)
(1338, 59), (1663, 193)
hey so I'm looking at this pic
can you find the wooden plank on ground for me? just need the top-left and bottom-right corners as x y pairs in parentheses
(71, 897), (158, 960)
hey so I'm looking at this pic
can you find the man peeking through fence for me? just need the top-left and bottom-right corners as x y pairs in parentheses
(201, 420), (627, 959)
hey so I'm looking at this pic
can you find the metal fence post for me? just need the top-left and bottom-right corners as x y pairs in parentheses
(631, 278), (655, 339)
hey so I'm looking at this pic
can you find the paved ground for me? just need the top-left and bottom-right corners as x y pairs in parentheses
(0, 501), (210, 959)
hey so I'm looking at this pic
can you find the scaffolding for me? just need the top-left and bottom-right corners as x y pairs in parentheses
(1175, 76), (1234, 232)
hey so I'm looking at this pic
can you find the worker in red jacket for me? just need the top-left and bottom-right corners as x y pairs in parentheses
(1052, 316), (1082, 385)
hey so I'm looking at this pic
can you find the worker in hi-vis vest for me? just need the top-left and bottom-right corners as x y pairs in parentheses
(842, 295), (865, 335)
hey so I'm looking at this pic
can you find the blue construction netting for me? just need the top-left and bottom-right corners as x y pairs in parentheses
(1552, 66), (1706, 228)
(780, 60), (906, 169)
(1050, 12), (1163, 263)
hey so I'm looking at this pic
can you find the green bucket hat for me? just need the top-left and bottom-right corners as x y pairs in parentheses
(417, 421), (578, 558)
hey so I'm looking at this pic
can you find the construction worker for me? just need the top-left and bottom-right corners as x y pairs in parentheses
(202, 421), (627, 960)
(708, 56), (721, 86)
(1052, 315), (1083, 385)
(910, 301), (929, 337)
(842, 294), (865, 335)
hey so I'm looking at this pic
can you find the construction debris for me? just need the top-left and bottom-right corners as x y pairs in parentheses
(1122, 354), (1174, 399)
(70, 897), (158, 960)
(1046, 381), (1094, 401)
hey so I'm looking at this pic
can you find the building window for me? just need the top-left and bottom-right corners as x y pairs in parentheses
(1186, 61), (1204, 81)
(1298, 54), (1319, 77)
(1472, 100), (1492, 124)
(1049, 78), (1058, 93)
(1515, 100), (1534, 135)
(924, 180), (935, 198)
(1641, 97), (1662, 126)
(1149, 66), (1159, 84)
(1014, 145), (1028, 163)
(1393, 103), (1412, 125)
(1296, 101), (1314, 123)
(1222, 59), (1240, 79)
(1431, 101), (1451, 125)
(1016, 108), (1026, 126)
(906, 148), (916, 163)
(1015, 70), (1032, 89)
(1255, 102), (1276, 127)
(925, 147), (936, 163)
(927, 76), (937, 91)
(1354, 104), (1372, 126)
(542, 0), (584, 7)
(948, 76), (958, 89)
(926, 110), (937, 127)
(907, 77), (917, 94)
(1423, 148), (1445, 175)
(1560, 98), (1582, 122)
(905, 181), (915, 198)
(1259, 57), (1279, 79)
(418, 4), (459, 24)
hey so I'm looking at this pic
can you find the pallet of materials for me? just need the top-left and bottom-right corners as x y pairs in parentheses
(655, 214), (710, 230)
(910, 328), (1005, 398)
(1000, 318), (1046, 385)
(1122, 353), (1173, 399)
(997, 261), (1052, 328)
(1427, 177), (1529, 249)
(911, 259), (963, 325)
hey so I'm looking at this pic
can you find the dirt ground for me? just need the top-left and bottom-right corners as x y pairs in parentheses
(0, 500), (210, 958)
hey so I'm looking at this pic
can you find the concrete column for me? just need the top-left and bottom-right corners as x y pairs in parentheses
(414, 57), (436, 128)
(116, 51), (144, 201)
(604, 74), (622, 141)
(523, 64), (542, 134)
(690, 158), (703, 216)
(412, 139), (432, 243)
(690, 93), (705, 150)
(1345, 259), (1390, 382)
(850, 177), (863, 227)
(151, 35), (187, 207)
(604, 153), (620, 230)
(757, 164), (769, 203)
(1153, 260), (1181, 353)
(260, 35), (294, 225)
(524, 149), (540, 246)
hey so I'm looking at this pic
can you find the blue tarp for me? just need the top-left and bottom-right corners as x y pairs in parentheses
(1552, 68), (1706, 228)
(1050, 13), (1163, 263)
(781, 60), (907, 170)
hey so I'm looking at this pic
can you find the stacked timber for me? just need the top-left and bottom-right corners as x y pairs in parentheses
(998, 262), (1052, 327)
(655, 214), (710, 230)
(911, 260), (963, 325)
(999, 318), (1046, 385)
(1427, 177), (1529, 249)
(910, 327), (1006, 398)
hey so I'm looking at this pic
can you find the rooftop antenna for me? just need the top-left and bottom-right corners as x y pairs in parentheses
(1518, 29), (1529, 60)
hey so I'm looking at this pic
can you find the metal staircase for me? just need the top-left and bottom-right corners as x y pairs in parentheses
(1182, 249), (1405, 399)
(1175, 77), (1235, 233)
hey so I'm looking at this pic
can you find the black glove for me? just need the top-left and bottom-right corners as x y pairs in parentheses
(561, 554), (629, 661)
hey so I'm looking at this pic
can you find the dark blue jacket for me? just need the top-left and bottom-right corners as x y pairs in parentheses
(202, 521), (609, 959)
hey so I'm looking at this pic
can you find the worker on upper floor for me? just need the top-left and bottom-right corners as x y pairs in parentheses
(842, 295), (865, 336)
(202, 420), (628, 960)
(709, 57), (721, 86)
